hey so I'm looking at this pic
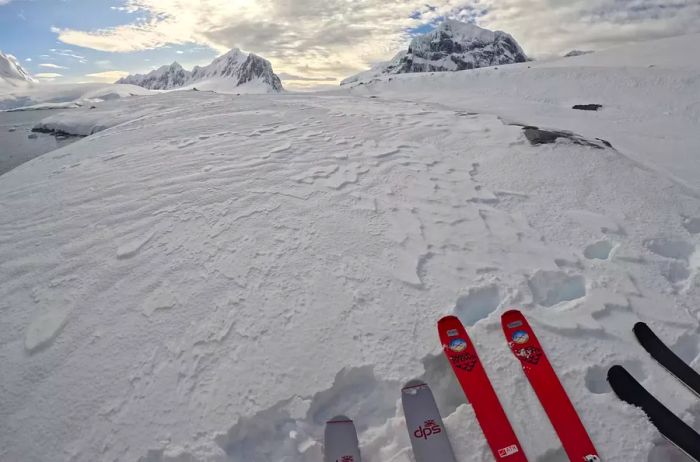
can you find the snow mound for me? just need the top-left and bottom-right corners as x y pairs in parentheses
(117, 49), (283, 93)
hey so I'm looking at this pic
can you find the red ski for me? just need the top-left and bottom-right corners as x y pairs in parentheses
(438, 315), (528, 461)
(501, 310), (600, 462)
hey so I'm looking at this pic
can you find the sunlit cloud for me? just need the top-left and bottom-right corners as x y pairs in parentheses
(86, 70), (131, 82)
(35, 72), (63, 79)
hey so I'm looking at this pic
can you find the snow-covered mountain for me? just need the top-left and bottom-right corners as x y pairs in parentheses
(0, 50), (36, 87)
(117, 49), (283, 93)
(342, 19), (527, 85)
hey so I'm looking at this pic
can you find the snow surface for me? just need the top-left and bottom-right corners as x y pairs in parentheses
(1, 34), (699, 462)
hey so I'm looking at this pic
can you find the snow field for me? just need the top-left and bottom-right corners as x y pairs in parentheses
(1, 34), (700, 462)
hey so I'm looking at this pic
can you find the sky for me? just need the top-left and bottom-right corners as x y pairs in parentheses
(1, 0), (699, 90)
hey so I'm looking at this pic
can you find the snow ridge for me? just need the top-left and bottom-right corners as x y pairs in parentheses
(117, 49), (283, 93)
(342, 19), (527, 85)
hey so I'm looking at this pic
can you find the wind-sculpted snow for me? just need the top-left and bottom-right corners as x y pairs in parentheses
(1, 34), (700, 462)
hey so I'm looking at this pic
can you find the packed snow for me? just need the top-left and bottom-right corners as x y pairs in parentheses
(1, 33), (699, 462)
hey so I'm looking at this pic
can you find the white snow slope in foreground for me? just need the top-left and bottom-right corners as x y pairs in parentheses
(1, 34), (700, 462)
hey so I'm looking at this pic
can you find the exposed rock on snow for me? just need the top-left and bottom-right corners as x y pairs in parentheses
(572, 104), (603, 111)
(565, 50), (594, 57)
(341, 20), (526, 85)
(117, 48), (283, 93)
(0, 50), (36, 87)
(522, 126), (612, 148)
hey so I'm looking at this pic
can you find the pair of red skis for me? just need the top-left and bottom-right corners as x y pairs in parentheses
(438, 310), (600, 462)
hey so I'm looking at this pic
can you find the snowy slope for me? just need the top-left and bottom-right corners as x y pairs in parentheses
(0, 34), (699, 462)
(342, 20), (526, 85)
(343, 33), (700, 190)
(117, 49), (284, 93)
(0, 50), (36, 87)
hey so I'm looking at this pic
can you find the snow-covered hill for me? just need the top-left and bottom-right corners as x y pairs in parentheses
(0, 50), (36, 87)
(117, 49), (284, 93)
(342, 20), (527, 86)
(1, 33), (699, 462)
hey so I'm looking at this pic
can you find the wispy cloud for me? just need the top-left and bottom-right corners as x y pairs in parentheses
(35, 72), (63, 79)
(51, 0), (700, 82)
(85, 70), (130, 82)
(49, 47), (88, 63)
(40, 63), (68, 69)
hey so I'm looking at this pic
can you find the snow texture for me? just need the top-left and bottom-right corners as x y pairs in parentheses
(1, 33), (699, 462)
(117, 48), (283, 93)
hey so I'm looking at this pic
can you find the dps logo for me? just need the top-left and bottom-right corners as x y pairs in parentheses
(413, 420), (442, 440)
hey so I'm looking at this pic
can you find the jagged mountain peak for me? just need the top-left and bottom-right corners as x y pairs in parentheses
(341, 19), (527, 86)
(0, 50), (36, 85)
(117, 49), (283, 93)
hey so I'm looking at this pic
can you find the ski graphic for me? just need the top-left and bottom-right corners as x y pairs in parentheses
(438, 315), (528, 461)
(401, 380), (458, 462)
(634, 321), (700, 397)
(501, 310), (600, 462)
(608, 365), (700, 461)
(324, 415), (361, 462)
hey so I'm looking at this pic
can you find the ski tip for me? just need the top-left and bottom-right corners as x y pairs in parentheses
(501, 309), (522, 318)
(632, 321), (649, 333)
(326, 415), (354, 424)
(607, 364), (628, 381)
(437, 315), (459, 325)
(401, 379), (428, 391)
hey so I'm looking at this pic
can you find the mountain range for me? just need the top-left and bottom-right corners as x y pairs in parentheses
(117, 49), (283, 93)
(342, 20), (527, 86)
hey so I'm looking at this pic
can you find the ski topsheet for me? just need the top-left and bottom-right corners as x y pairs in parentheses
(324, 415), (361, 462)
(501, 310), (600, 462)
(633, 321), (700, 397)
(608, 365), (700, 461)
(401, 380), (458, 462)
(438, 315), (528, 461)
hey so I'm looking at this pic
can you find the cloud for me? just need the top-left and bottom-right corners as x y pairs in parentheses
(35, 72), (63, 79)
(40, 63), (68, 69)
(25, 58), (32, 62)
(0, 0), (13, 5)
(49, 47), (88, 63)
(52, 0), (700, 83)
(277, 72), (336, 82)
(85, 70), (131, 82)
